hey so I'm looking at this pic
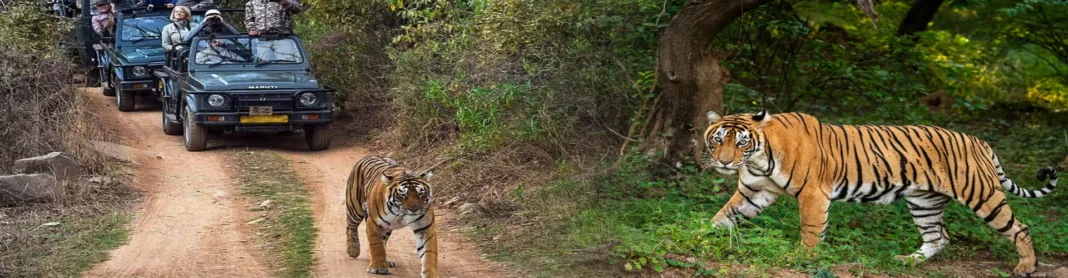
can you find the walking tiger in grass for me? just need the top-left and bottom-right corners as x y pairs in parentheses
(345, 155), (438, 278)
(702, 110), (1058, 277)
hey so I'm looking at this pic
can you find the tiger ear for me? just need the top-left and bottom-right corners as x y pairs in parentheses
(752, 109), (771, 126)
(419, 170), (434, 181)
(706, 110), (722, 124)
(380, 173), (394, 184)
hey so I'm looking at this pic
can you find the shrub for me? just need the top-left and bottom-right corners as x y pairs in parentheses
(0, 3), (108, 174)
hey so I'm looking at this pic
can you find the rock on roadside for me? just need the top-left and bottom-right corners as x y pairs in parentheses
(87, 140), (162, 165)
(0, 174), (59, 206)
(13, 152), (82, 180)
(458, 202), (478, 215)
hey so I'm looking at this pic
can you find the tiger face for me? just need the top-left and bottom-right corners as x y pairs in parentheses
(382, 171), (434, 215)
(703, 110), (771, 175)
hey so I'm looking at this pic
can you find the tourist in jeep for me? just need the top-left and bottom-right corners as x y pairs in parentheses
(161, 6), (191, 52)
(91, 0), (115, 36)
(197, 9), (239, 37)
(245, 0), (301, 63)
(195, 39), (245, 64)
(245, 0), (302, 36)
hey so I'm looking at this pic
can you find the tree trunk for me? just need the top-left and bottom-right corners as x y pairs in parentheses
(639, 0), (773, 166)
(897, 0), (944, 36)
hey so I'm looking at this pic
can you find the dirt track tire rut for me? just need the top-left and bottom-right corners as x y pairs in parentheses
(81, 87), (269, 277)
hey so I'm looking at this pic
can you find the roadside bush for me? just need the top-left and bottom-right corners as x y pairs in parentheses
(387, 0), (671, 154)
(0, 3), (133, 277)
(297, 0), (396, 122)
(0, 2), (109, 181)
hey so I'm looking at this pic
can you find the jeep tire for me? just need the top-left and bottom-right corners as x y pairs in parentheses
(85, 68), (101, 87)
(101, 71), (115, 96)
(162, 98), (182, 135)
(183, 106), (207, 151)
(116, 82), (135, 112)
(304, 124), (332, 151)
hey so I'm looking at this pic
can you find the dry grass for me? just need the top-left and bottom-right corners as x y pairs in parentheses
(0, 165), (137, 277)
(0, 65), (136, 277)
(0, 50), (112, 177)
(0, 5), (136, 276)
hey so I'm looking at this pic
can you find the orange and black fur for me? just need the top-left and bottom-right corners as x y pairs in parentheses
(345, 156), (438, 278)
(703, 110), (1058, 277)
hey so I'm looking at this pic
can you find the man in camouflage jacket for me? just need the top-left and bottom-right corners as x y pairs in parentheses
(245, 0), (303, 63)
(244, 0), (302, 35)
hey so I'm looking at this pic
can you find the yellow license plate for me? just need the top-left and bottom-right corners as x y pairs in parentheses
(240, 115), (288, 124)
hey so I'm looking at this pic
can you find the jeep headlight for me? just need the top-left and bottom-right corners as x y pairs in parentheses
(132, 66), (148, 77)
(298, 92), (317, 106)
(207, 94), (226, 107)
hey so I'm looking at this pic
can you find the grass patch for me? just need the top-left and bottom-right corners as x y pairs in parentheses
(0, 165), (136, 278)
(0, 210), (132, 277)
(472, 113), (1068, 277)
(234, 150), (317, 278)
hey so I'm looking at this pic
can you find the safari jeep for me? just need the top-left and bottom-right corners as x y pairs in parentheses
(70, 0), (139, 78)
(93, 5), (179, 111)
(154, 33), (335, 152)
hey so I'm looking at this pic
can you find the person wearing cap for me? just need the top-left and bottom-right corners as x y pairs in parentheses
(91, 0), (115, 36)
(138, 0), (174, 8)
(198, 9), (239, 36)
(161, 5), (192, 52)
(175, 0), (214, 9)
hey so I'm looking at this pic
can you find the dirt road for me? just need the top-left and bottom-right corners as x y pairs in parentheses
(80, 88), (514, 277)
(279, 147), (511, 278)
(81, 88), (269, 277)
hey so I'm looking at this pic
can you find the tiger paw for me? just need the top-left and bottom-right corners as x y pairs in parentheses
(367, 265), (391, 275)
(346, 242), (360, 258)
(1013, 262), (1036, 278)
(388, 259), (396, 267)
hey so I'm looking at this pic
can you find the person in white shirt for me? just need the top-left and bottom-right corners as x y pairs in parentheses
(195, 39), (246, 64)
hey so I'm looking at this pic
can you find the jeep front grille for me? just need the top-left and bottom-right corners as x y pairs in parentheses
(234, 94), (293, 113)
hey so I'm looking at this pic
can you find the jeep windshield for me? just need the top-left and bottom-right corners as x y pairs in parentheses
(194, 37), (304, 67)
(120, 15), (169, 43)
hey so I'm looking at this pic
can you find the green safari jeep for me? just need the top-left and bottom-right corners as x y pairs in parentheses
(154, 32), (336, 152)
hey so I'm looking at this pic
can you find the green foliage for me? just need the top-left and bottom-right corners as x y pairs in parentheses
(419, 79), (552, 151)
(717, 1), (930, 118)
(716, 0), (1068, 117)
(996, 0), (1068, 111)
(0, 2), (73, 55)
(296, 0), (394, 108)
(387, 0), (679, 151)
